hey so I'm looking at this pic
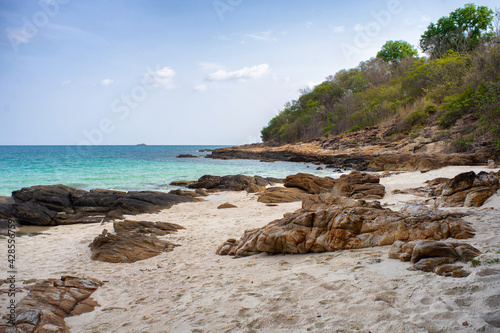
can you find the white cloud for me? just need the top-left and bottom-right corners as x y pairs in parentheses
(421, 15), (431, 22)
(305, 21), (314, 29)
(354, 24), (365, 31)
(194, 84), (207, 92)
(332, 26), (345, 33)
(207, 64), (269, 82)
(244, 30), (278, 42)
(62, 80), (72, 86)
(100, 78), (113, 86)
(145, 66), (176, 89)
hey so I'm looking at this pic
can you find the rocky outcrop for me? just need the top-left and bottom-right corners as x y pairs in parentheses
(176, 154), (198, 158)
(187, 174), (278, 193)
(389, 240), (482, 278)
(113, 220), (184, 235)
(90, 229), (177, 263)
(332, 170), (385, 199)
(395, 171), (500, 207)
(6, 185), (196, 226)
(283, 171), (385, 199)
(257, 187), (310, 203)
(283, 173), (335, 194)
(216, 194), (474, 257)
(0, 276), (102, 333)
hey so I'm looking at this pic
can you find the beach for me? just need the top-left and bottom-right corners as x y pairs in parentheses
(1, 166), (500, 332)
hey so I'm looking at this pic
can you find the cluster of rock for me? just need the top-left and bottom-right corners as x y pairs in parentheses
(216, 193), (474, 257)
(177, 174), (281, 193)
(389, 240), (482, 278)
(394, 170), (499, 207)
(89, 220), (184, 263)
(0, 276), (102, 333)
(0, 185), (196, 226)
(257, 171), (385, 203)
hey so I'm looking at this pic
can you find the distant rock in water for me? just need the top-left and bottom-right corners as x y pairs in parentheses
(136, 143), (147, 146)
(216, 194), (474, 257)
(0, 276), (103, 332)
(176, 154), (199, 158)
(6, 185), (196, 226)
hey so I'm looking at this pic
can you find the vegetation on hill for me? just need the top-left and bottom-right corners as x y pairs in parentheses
(261, 4), (500, 150)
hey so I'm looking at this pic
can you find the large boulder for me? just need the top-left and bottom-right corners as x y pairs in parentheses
(113, 220), (184, 236)
(332, 170), (385, 199)
(7, 185), (196, 226)
(216, 194), (474, 257)
(0, 276), (102, 333)
(257, 187), (310, 203)
(283, 173), (335, 194)
(187, 174), (278, 193)
(89, 229), (175, 263)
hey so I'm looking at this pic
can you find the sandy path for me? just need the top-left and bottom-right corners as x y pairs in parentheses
(1, 166), (499, 332)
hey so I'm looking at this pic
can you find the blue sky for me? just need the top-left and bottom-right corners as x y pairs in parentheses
(0, 0), (498, 145)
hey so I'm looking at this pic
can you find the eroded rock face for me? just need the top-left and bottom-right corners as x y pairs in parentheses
(216, 194), (474, 257)
(396, 171), (500, 207)
(389, 240), (482, 278)
(8, 185), (196, 226)
(257, 187), (310, 203)
(187, 175), (278, 193)
(0, 276), (102, 333)
(283, 171), (385, 199)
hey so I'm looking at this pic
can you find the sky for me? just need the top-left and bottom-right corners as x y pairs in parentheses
(0, 0), (498, 145)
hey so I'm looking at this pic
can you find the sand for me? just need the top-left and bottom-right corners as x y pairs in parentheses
(1, 166), (500, 332)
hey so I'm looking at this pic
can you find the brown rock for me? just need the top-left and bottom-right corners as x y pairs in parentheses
(441, 171), (476, 196)
(217, 203), (238, 209)
(257, 187), (310, 203)
(187, 174), (272, 192)
(169, 189), (202, 198)
(89, 230), (174, 263)
(463, 188), (495, 207)
(216, 194), (475, 257)
(113, 220), (184, 235)
(332, 170), (385, 199)
(284, 173), (335, 194)
(0, 276), (102, 333)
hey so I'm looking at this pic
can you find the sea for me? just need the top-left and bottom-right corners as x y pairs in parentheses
(0, 145), (341, 197)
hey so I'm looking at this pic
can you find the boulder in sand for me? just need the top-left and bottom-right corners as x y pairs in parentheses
(257, 187), (310, 203)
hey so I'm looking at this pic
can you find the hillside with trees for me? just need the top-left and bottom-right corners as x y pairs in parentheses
(261, 4), (500, 153)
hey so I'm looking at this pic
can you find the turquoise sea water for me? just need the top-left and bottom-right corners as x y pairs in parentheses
(0, 145), (341, 196)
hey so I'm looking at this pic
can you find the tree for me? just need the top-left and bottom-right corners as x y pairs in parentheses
(420, 3), (494, 58)
(377, 40), (418, 62)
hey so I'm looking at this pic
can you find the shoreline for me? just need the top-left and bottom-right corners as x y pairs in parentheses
(0, 166), (499, 332)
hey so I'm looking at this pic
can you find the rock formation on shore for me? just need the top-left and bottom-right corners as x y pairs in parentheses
(89, 221), (184, 263)
(389, 240), (482, 278)
(186, 174), (280, 193)
(217, 193), (474, 257)
(0, 185), (196, 226)
(0, 276), (102, 333)
(394, 170), (500, 207)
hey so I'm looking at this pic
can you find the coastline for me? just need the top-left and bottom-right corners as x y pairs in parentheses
(1, 166), (499, 332)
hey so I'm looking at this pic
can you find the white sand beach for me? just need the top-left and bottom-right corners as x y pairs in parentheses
(2, 166), (500, 332)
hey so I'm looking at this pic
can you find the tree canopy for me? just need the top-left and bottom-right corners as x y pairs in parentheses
(377, 40), (418, 62)
(420, 3), (494, 58)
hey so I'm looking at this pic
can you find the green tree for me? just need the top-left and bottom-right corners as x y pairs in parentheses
(420, 3), (494, 59)
(377, 40), (418, 62)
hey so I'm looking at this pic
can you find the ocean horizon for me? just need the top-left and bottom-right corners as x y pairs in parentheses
(0, 145), (339, 197)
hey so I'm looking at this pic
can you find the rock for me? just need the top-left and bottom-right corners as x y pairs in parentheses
(217, 203), (237, 209)
(169, 180), (196, 187)
(332, 170), (385, 199)
(187, 174), (272, 192)
(389, 240), (481, 278)
(168, 189), (203, 198)
(195, 188), (209, 196)
(283, 173), (335, 194)
(0, 276), (102, 333)
(113, 220), (184, 235)
(216, 194), (475, 257)
(7, 185), (196, 226)
(316, 166), (323, 170)
(89, 230), (175, 263)
(0, 196), (14, 219)
(404, 171), (500, 207)
(176, 154), (198, 158)
(257, 187), (310, 203)
(487, 159), (498, 169)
